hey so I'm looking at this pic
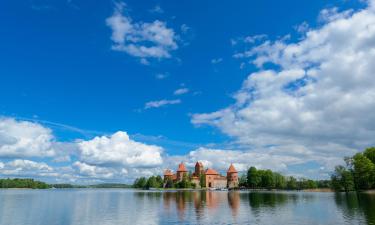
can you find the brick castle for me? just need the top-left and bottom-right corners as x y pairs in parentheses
(163, 162), (239, 189)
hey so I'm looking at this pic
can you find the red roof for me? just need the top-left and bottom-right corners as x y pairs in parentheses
(177, 162), (188, 172)
(205, 168), (219, 175)
(227, 164), (238, 173)
(164, 169), (174, 176)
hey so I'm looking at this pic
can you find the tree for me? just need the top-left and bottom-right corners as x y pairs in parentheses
(155, 175), (164, 188)
(239, 174), (247, 187)
(165, 178), (173, 188)
(146, 176), (158, 189)
(199, 174), (206, 188)
(247, 167), (261, 188)
(273, 172), (286, 189)
(353, 153), (374, 190)
(364, 147), (375, 164)
(286, 176), (297, 190)
(260, 170), (275, 189)
(133, 177), (147, 188)
(331, 165), (355, 192)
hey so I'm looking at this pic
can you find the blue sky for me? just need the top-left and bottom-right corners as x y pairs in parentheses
(0, 0), (374, 183)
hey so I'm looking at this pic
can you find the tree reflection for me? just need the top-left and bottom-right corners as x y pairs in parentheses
(334, 192), (375, 225)
(247, 192), (289, 209)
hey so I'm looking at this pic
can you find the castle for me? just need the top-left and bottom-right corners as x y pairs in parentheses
(163, 162), (239, 189)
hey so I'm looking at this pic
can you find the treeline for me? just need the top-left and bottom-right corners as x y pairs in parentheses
(331, 147), (375, 192)
(0, 178), (49, 189)
(242, 167), (330, 190)
(133, 174), (199, 189)
(133, 175), (164, 189)
(0, 178), (133, 189)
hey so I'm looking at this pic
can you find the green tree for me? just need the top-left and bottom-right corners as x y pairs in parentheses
(247, 167), (261, 188)
(199, 174), (206, 188)
(364, 147), (375, 164)
(260, 170), (275, 189)
(155, 175), (163, 188)
(286, 176), (297, 190)
(331, 165), (355, 192)
(146, 176), (158, 189)
(353, 153), (374, 190)
(239, 174), (247, 187)
(165, 178), (173, 188)
(133, 177), (147, 188)
(274, 172), (286, 189)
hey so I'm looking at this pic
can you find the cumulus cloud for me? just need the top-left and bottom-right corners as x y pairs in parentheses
(0, 159), (56, 178)
(106, 2), (178, 61)
(0, 118), (55, 158)
(211, 58), (223, 64)
(193, 2), (375, 177)
(77, 131), (163, 168)
(73, 161), (115, 179)
(173, 88), (189, 95)
(149, 5), (164, 14)
(8, 159), (52, 171)
(177, 147), (301, 172)
(155, 73), (168, 80)
(144, 99), (181, 109)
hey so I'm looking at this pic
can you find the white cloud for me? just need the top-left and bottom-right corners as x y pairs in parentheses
(77, 131), (163, 168)
(7, 159), (52, 171)
(106, 2), (178, 61)
(294, 21), (309, 33)
(0, 159), (56, 178)
(0, 118), (55, 158)
(211, 58), (223, 64)
(173, 88), (189, 95)
(193, 2), (375, 177)
(180, 24), (190, 33)
(144, 99), (181, 109)
(318, 7), (353, 22)
(243, 34), (267, 43)
(155, 73), (168, 80)
(149, 5), (164, 14)
(73, 161), (115, 179)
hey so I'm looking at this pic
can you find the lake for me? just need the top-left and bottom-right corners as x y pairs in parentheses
(0, 189), (374, 225)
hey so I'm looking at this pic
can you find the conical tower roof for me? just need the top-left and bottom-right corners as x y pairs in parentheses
(177, 162), (188, 172)
(205, 168), (219, 175)
(227, 164), (238, 173)
(164, 169), (174, 176)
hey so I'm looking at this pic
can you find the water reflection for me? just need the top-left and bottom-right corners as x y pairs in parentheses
(0, 189), (374, 225)
(334, 192), (375, 225)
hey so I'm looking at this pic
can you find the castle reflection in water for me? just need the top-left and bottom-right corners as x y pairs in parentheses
(160, 191), (240, 220)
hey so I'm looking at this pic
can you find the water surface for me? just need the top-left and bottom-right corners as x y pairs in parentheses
(0, 189), (374, 225)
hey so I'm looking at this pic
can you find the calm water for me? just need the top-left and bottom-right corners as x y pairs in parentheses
(0, 189), (374, 225)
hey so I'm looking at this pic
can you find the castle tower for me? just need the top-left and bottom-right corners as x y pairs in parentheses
(227, 164), (239, 188)
(176, 162), (188, 181)
(194, 161), (204, 176)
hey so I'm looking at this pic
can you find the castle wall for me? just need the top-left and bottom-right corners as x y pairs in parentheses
(213, 178), (227, 189)
(206, 174), (227, 188)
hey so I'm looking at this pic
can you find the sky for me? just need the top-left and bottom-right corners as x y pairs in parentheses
(0, 0), (375, 183)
